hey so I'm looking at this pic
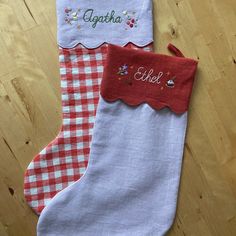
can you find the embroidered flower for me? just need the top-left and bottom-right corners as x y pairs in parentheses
(166, 76), (176, 88)
(118, 64), (129, 76)
(65, 7), (72, 14)
(64, 7), (81, 27)
(117, 64), (134, 85)
(123, 11), (138, 30)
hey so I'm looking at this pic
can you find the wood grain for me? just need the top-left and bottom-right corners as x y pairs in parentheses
(0, 0), (235, 235)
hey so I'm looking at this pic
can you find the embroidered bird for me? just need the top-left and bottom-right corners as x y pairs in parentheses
(166, 76), (176, 88)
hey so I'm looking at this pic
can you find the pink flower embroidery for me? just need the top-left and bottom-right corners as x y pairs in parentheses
(123, 11), (138, 30)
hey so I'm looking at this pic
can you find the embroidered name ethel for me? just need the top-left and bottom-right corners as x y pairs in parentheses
(134, 67), (164, 84)
(83, 9), (122, 28)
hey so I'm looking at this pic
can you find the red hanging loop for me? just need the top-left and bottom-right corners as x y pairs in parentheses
(167, 43), (185, 58)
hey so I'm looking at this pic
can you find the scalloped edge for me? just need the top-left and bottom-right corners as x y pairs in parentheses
(58, 40), (154, 50)
(101, 95), (188, 115)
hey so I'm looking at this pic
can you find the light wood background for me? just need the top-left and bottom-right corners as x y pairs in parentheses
(0, 0), (236, 235)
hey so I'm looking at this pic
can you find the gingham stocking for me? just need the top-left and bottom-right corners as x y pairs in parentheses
(37, 44), (198, 236)
(24, 0), (153, 214)
(24, 43), (153, 214)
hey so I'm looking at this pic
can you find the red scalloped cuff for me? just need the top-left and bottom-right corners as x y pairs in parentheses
(101, 44), (198, 114)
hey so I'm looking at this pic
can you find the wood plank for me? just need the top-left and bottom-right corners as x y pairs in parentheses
(0, 0), (236, 235)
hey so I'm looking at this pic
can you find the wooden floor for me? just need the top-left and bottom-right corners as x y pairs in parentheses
(0, 0), (236, 235)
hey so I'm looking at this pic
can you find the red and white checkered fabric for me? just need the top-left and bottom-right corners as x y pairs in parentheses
(24, 43), (153, 215)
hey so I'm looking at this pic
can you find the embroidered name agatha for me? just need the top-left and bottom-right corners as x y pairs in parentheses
(83, 9), (122, 28)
